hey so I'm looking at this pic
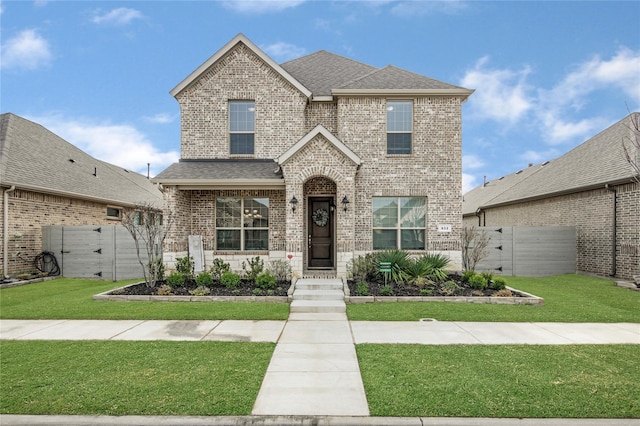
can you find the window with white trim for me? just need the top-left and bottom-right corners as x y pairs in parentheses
(230, 101), (255, 155)
(216, 198), (269, 250)
(386, 101), (412, 154)
(372, 197), (425, 249)
(106, 206), (122, 220)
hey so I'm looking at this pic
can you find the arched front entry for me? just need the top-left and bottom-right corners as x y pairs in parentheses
(304, 176), (337, 271)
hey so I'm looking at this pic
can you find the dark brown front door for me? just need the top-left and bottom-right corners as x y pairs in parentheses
(308, 197), (334, 268)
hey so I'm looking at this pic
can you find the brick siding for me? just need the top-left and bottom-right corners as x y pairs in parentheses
(1, 189), (125, 276)
(463, 182), (639, 280)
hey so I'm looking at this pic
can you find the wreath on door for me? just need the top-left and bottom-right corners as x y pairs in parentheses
(312, 208), (329, 227)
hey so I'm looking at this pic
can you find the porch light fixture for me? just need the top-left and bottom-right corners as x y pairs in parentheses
(290, 196), (298, 213)
(341, 196), (350, 212)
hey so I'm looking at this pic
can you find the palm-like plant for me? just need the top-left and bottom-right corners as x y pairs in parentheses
(375, 249), (411, 284)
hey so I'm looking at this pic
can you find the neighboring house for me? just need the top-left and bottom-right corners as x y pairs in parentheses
(463, 113), (640, 280)
(0, 113), (163, 278)
(153, 34), (473, 278)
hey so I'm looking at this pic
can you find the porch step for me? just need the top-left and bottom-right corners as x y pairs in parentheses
(293, 289), (344, 301)
(290, 300), (346, 313)
(295, 279), (343, 291)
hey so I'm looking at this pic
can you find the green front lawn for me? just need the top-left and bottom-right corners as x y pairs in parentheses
(0, 278), (289, 320)
(347, 274), (640, 322)
(1, 340), (274, 415)
(357, 344), (640, 418)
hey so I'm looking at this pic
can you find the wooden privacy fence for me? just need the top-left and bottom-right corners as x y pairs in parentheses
(474, 226), (576, 277)
(42, 225), (156, 280)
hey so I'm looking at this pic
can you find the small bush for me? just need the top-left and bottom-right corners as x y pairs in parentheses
(255, 271), (276, 290)
(480, 271), (494, 282)
(420, 288), (433, 296)
(165, 271), (184, 288)
(462, 270), (476, 282)
(252, 288), (263, 296)
(242, 256), (264, 282)
(375, 249), (411, 284)
(494, 288), (513, 297)
(413, 275), (433, 288)
(175, 256), (194, 281)
(210, 258), (230, 281)
(268, 259), (292, 282)
(195, 271), (213, 287)
(156, 284), (173, 295)
(491, 277), (508, 291)
(468, 274), (488, 290)
(189, 286), (209, 296)
(221, 271), (241, 289)
(356, 281), (369, 296)
(347, 253), (377, 282)
(380, 285), (394, 296)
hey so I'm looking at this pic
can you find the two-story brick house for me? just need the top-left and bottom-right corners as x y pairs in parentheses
(153, 34), (473, 278)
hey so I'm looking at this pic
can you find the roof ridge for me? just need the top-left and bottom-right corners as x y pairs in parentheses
(337, 64), (383, 89)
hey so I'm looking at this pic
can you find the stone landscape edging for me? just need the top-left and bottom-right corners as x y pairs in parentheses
(345, 286), (544, 305)
(93, 282), (291, 303)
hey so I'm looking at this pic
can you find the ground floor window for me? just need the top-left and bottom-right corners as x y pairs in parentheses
(216, 197), (269, 250)
(372, 197), (425, 250)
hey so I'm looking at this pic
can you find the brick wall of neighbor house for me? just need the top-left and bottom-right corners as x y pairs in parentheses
(0, 189), (123, 276)
(175, 43), (308, 160)
(469, 182), (639, 280)
(337, 96), (464, 263)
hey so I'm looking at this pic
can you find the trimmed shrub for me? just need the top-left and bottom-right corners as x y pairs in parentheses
(210, 258), (230, 281)
(175, 256), (194, 281)
(242, 256), (264, 282)
(268, 260), (292, 282)
(165, 271), (185, 288)
(221, 271), (241, 289)
(491, 277), (508, 291)
(195, 271), (213, 287)
(356, 281), (369, 296)
(468, 274), (488, 290)
(462, 270), (476, 282)
(255, 271), (276, 290)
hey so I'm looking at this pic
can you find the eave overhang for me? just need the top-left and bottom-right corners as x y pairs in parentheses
(331, 88), (475, 102)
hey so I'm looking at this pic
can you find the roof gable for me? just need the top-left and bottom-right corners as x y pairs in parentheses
(276, 125), (361, 166)
(170, 33), (311, 98)
(0, 113), (162, 207)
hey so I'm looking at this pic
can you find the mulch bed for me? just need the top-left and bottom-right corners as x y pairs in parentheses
(114, 280), (290, 297)
(347, 274), (524, 297)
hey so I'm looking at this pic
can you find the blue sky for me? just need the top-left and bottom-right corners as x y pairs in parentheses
(2, 1), (639, 193)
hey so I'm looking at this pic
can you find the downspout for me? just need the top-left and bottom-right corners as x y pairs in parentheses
(475, 208), (483, 227)
(3, 186), (16, 279)
(606, 184), (617, 277)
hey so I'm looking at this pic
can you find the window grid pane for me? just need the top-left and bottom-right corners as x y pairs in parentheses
(387, 133), (411, 155)
(373, 197), (426, 250)
(230, 134), (254, 155)
(230, 101), (255, 132)
(217, 198), (269, 251)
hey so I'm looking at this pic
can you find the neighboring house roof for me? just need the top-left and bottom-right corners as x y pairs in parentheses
(152, 159), (284, 189)
(463, 112), (640, 214)
(0, 113), (163, 208)
(170, 33), (312, 99)
(276, 125), (362, 166)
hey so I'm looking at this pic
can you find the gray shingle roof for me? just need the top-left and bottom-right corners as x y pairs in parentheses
(340, 65), (469, 91)
(152, 159), (284, 186)
(0, 113), (163, 208)
(463, 113), (639, 213)
(280, 51), (377, 97)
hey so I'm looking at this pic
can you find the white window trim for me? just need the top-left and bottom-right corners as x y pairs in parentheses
(216, 197), (269, 251)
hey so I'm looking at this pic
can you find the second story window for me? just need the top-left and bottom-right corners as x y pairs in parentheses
(230, 101), (255, 155)
(386, 101), (412, 155)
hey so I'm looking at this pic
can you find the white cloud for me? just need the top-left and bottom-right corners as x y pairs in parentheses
(462, 173), (478, 194)
(461, 56), (533, 124)
(263, 42), (307, 62)
(0, 29), (52, 70)
(30, 115), (179, 177)
(222, 0), (306, 14)
(92, 8), (144, 25)
(391, 0), (467, 17)
(143, 113), (175, 124)
(519, 148), (560, 165)
(463, 154), (484, 170)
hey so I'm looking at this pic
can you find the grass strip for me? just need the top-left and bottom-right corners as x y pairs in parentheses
(357, 344), (640, 418)
(0, 278), (289, 320)
(0, 340), (274, 416)
(347, 274), (640, 322)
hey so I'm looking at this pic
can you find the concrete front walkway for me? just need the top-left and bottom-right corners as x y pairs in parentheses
(2, 319), (638, 345)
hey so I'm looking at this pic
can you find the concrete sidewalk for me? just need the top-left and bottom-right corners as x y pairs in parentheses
(1, 319), (638, 344)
